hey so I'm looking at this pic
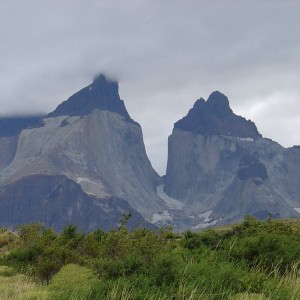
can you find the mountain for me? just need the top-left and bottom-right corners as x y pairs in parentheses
(162, 91), (300, 230)
(1, 79), (299, 232)
(0, 74), (163, 231)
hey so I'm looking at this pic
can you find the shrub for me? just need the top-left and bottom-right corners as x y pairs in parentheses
(32, 256), (61, 283)
(17, 223), (44, 247)
(150, 252), (183, 286)
(182, 230), (202, 250)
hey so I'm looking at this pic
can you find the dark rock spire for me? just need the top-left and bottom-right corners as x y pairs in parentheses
(48, 74), (137, 124)
(174, 91), (261, 139)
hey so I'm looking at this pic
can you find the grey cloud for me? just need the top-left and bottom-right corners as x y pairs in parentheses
(0, 0), (300, 174)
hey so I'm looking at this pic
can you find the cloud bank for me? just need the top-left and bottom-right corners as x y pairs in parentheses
(0, 0), (299, 174)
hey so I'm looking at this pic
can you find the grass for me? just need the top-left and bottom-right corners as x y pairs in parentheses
(0, 270), (47, 300)
(48, 264), (100, 299)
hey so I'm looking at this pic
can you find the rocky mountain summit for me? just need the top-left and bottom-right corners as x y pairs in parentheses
(162, 91), (300, 229)
(175, 91), (261, 139)
(48, 74), (137, 125)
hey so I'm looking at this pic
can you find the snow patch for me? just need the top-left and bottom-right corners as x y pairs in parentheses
(151, 210), (172, 223)
(294, 208), (300, 214)
(198, 210), (213, 223)
(76, 177), (110, 198)
(192, 219), (218, 230)
(93, 201), (112, 213)
(236, 137), (254, 142)
(77, 177), (93, 184)
(156, 185), (185, 210)
(192, 210), (218, 230)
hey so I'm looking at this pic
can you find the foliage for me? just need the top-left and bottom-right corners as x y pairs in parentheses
(0, 217), (299, 299)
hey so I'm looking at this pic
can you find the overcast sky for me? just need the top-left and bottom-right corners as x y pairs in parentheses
(0, 0), (299, 174)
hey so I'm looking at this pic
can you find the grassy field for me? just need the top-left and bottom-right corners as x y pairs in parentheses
(0, 216), (299, 299)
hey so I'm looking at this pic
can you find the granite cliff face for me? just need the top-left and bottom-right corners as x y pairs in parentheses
(162, 91), (300, 229)
(0, 75), (163, 231)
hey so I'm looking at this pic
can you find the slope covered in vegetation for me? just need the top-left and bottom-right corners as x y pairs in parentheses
(0, 216), (300, 299)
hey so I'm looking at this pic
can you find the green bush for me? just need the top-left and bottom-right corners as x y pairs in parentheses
(32, 256), (61, 283)
(150, 252), (183, 286)
(230, 232), (300, 271)
(5, 247), (39, 267)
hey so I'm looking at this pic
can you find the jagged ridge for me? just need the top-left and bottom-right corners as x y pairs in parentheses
(175, 91), (261, 139)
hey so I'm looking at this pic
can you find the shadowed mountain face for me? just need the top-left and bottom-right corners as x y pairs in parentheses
(0, 175), (153, 232)
(0, 116), (44, 138)
(162, 92), (300, 230)
(0, 75), (163, 231)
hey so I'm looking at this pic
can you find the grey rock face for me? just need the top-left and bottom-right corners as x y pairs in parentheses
(0, 75), (163, 231)
(163, 92), (300, 229)
(0, 111), (163, 218)
(269, 146), (300, 208)
(0, 136), (18, 169)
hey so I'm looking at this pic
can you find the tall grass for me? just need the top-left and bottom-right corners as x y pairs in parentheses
(0, 271), (47, 300)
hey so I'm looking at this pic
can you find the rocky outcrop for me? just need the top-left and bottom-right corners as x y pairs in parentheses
(162, 92), (300, 229)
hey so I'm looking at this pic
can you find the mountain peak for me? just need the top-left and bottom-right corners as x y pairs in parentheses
(192, 98), (205, 109)
(174, 91), (261, 139)
(207, 90), (227, 100)
(93, 73), (108, 83)
(92, 74), (117, 87)
(206, 91), (231, 114)
(48, 74), (137, 124)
